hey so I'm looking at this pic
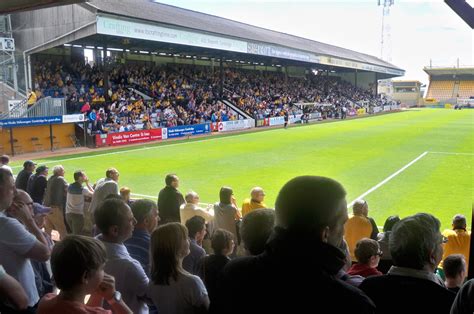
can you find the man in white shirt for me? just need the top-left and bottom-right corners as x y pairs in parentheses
(0, 169), (51, 310)
(0, 155), (13, 174)
(95, 198), (149, 314)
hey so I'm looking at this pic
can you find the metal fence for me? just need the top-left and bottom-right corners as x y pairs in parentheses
(2, 96), (66, 119)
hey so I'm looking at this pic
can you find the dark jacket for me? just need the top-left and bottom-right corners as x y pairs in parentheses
(200, 254), (230, 304)
(360, 274), (456, 314)
(211, 227), (375, 314)
(451, 279), (474, 314)
(157, 186), (185, 223)
(15, 169), (33, 191)
(28, 175), (48, 204)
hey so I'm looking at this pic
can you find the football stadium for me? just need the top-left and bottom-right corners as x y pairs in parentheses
(0, 0), (473, 313)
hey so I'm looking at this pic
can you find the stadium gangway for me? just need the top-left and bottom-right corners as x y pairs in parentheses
(5, 96), (66, 119)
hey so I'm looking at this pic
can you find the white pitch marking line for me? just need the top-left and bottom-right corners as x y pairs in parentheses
(347, 151), (429, 208)
(429, 151), (474, 156)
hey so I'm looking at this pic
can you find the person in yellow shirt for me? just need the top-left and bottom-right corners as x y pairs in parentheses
(344, 200), (373, 261)
(441, 214), (471, 268)
(241, 187), (266, 217)
(27, 89), (37, 107)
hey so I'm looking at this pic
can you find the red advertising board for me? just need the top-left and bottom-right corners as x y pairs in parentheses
(96, 129), (163, 146)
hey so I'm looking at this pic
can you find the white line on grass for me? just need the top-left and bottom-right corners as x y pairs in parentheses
(347, 151), (429, 208)
(429, 151), (474, 156)
(131, 193), (157, 199)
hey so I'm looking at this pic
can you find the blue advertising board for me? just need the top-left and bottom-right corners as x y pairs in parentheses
(166, 123), (210, 139)
(0, 116), (63, 128)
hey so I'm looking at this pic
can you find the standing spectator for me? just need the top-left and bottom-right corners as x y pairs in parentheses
(443, 254), (467, 294)
(451, 279), (474, 314)
(37, 235), (133, 314)
(345, 200), (373, 261)
(359, 213), (456, 314)
(213, 187), (241, 247)
(211, 176), (375, 314)
(27, 89), (37, 108)
(0, 264), (29, 311)
(0, 170), (51, 312)
(89, 168), (120, 216)
(95, 198), (149, 314)
(65, 170), (94, 235)
(347, 238), (383, 278)
(16, 161), (37, 191)
(157, 174), (185, 224)
(361, 200), (379, 240)
(27, 165), (49, 204)
(240, 208), (275, 256)
(44, 165), (69, 240)
(200, 229), (234, 304)
(147, 223), (210, 314)
(377, 215), (400, 274)
(183, 216), (207, 276)
(241, 187), (267, 217)
(124, 199), (159, 275)
(0, 155), (12, 174)
(120, 187), (133, 206)
(180, 191), (213, 225)
(441, 214), (471, 269)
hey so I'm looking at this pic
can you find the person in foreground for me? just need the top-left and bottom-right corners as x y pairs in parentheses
(37, 235), (132, 314)
(211, 176), (375, 313)
(359, 213), (456, 314)
(147, 222), (210, 314)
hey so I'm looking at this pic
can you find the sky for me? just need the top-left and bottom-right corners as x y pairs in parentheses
(155, 0), (473, 85)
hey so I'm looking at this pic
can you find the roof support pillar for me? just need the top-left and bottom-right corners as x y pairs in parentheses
(355, 69), (358, 88)
(219, 58), (224, 98)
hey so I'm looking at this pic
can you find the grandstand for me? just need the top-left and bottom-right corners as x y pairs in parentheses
(424, 65), (474, 107)
(0, 0), (406, 154)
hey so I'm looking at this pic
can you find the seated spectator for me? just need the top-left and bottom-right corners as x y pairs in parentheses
(1, 181), (51, 311)
(37, 235), (132, 314)
(345, 200), (373, 261)
(124, 199), (159, 275)
(0, 264), (29, 311)
(451, 279), (474, 314)
(200, 229), (234, 304)
(183, 216), (207, 276)
(147, 222), (210, 314)
(360, 213), (456, 314)
(377, 215), (400, 273)
(443, 254), (467, 294)
(348, 238), (383, 278)
(441, 214), (471, 269)
(180, 191), (213, 225)
(95, 198), (149, 314)
(241, 187), (267, 217)
(336, 239), (365, 287)
(213, 187), (241, 247)
(211, 176), (375, 313)
(240, 208), (275, 256)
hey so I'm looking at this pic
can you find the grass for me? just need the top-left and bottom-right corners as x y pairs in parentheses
(9, 108), (474, 229)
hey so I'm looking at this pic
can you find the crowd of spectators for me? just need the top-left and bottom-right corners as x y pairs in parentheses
(0, 156), (472, 313)
(30, 60), (398, 135)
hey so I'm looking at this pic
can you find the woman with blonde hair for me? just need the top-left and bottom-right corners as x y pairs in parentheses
(147, 223), (209, 314)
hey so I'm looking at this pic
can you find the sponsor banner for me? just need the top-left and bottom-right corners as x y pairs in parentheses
(357, 109), (366, 116)
(167, 123), (210, 138)
(383, 105), (391, 112)
(373, 106), (382, 113)
(97, 16), (247, 53)
(247, 41), (320, 63)
(390, 104), (400, 110)
(458, 98), (474, 105)
(215, 119), (253, 132)
(348, 109), (357, 116)
(97, 129), (163, 146)
(62, 114), (85, 123)
(308, 112), (322, 120)
(269, 116), (285, 126)
(0, 116), (62, 128)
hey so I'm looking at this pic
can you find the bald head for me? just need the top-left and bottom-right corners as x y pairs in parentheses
(250, 187), (265, 203)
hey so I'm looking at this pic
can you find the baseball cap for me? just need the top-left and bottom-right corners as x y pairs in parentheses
(32, 203), (52, 216)
(36, 165), (48, 174)
(23, 160), (37, 168)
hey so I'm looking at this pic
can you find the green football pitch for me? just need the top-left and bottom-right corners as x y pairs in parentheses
(9, 108), (474, 229)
